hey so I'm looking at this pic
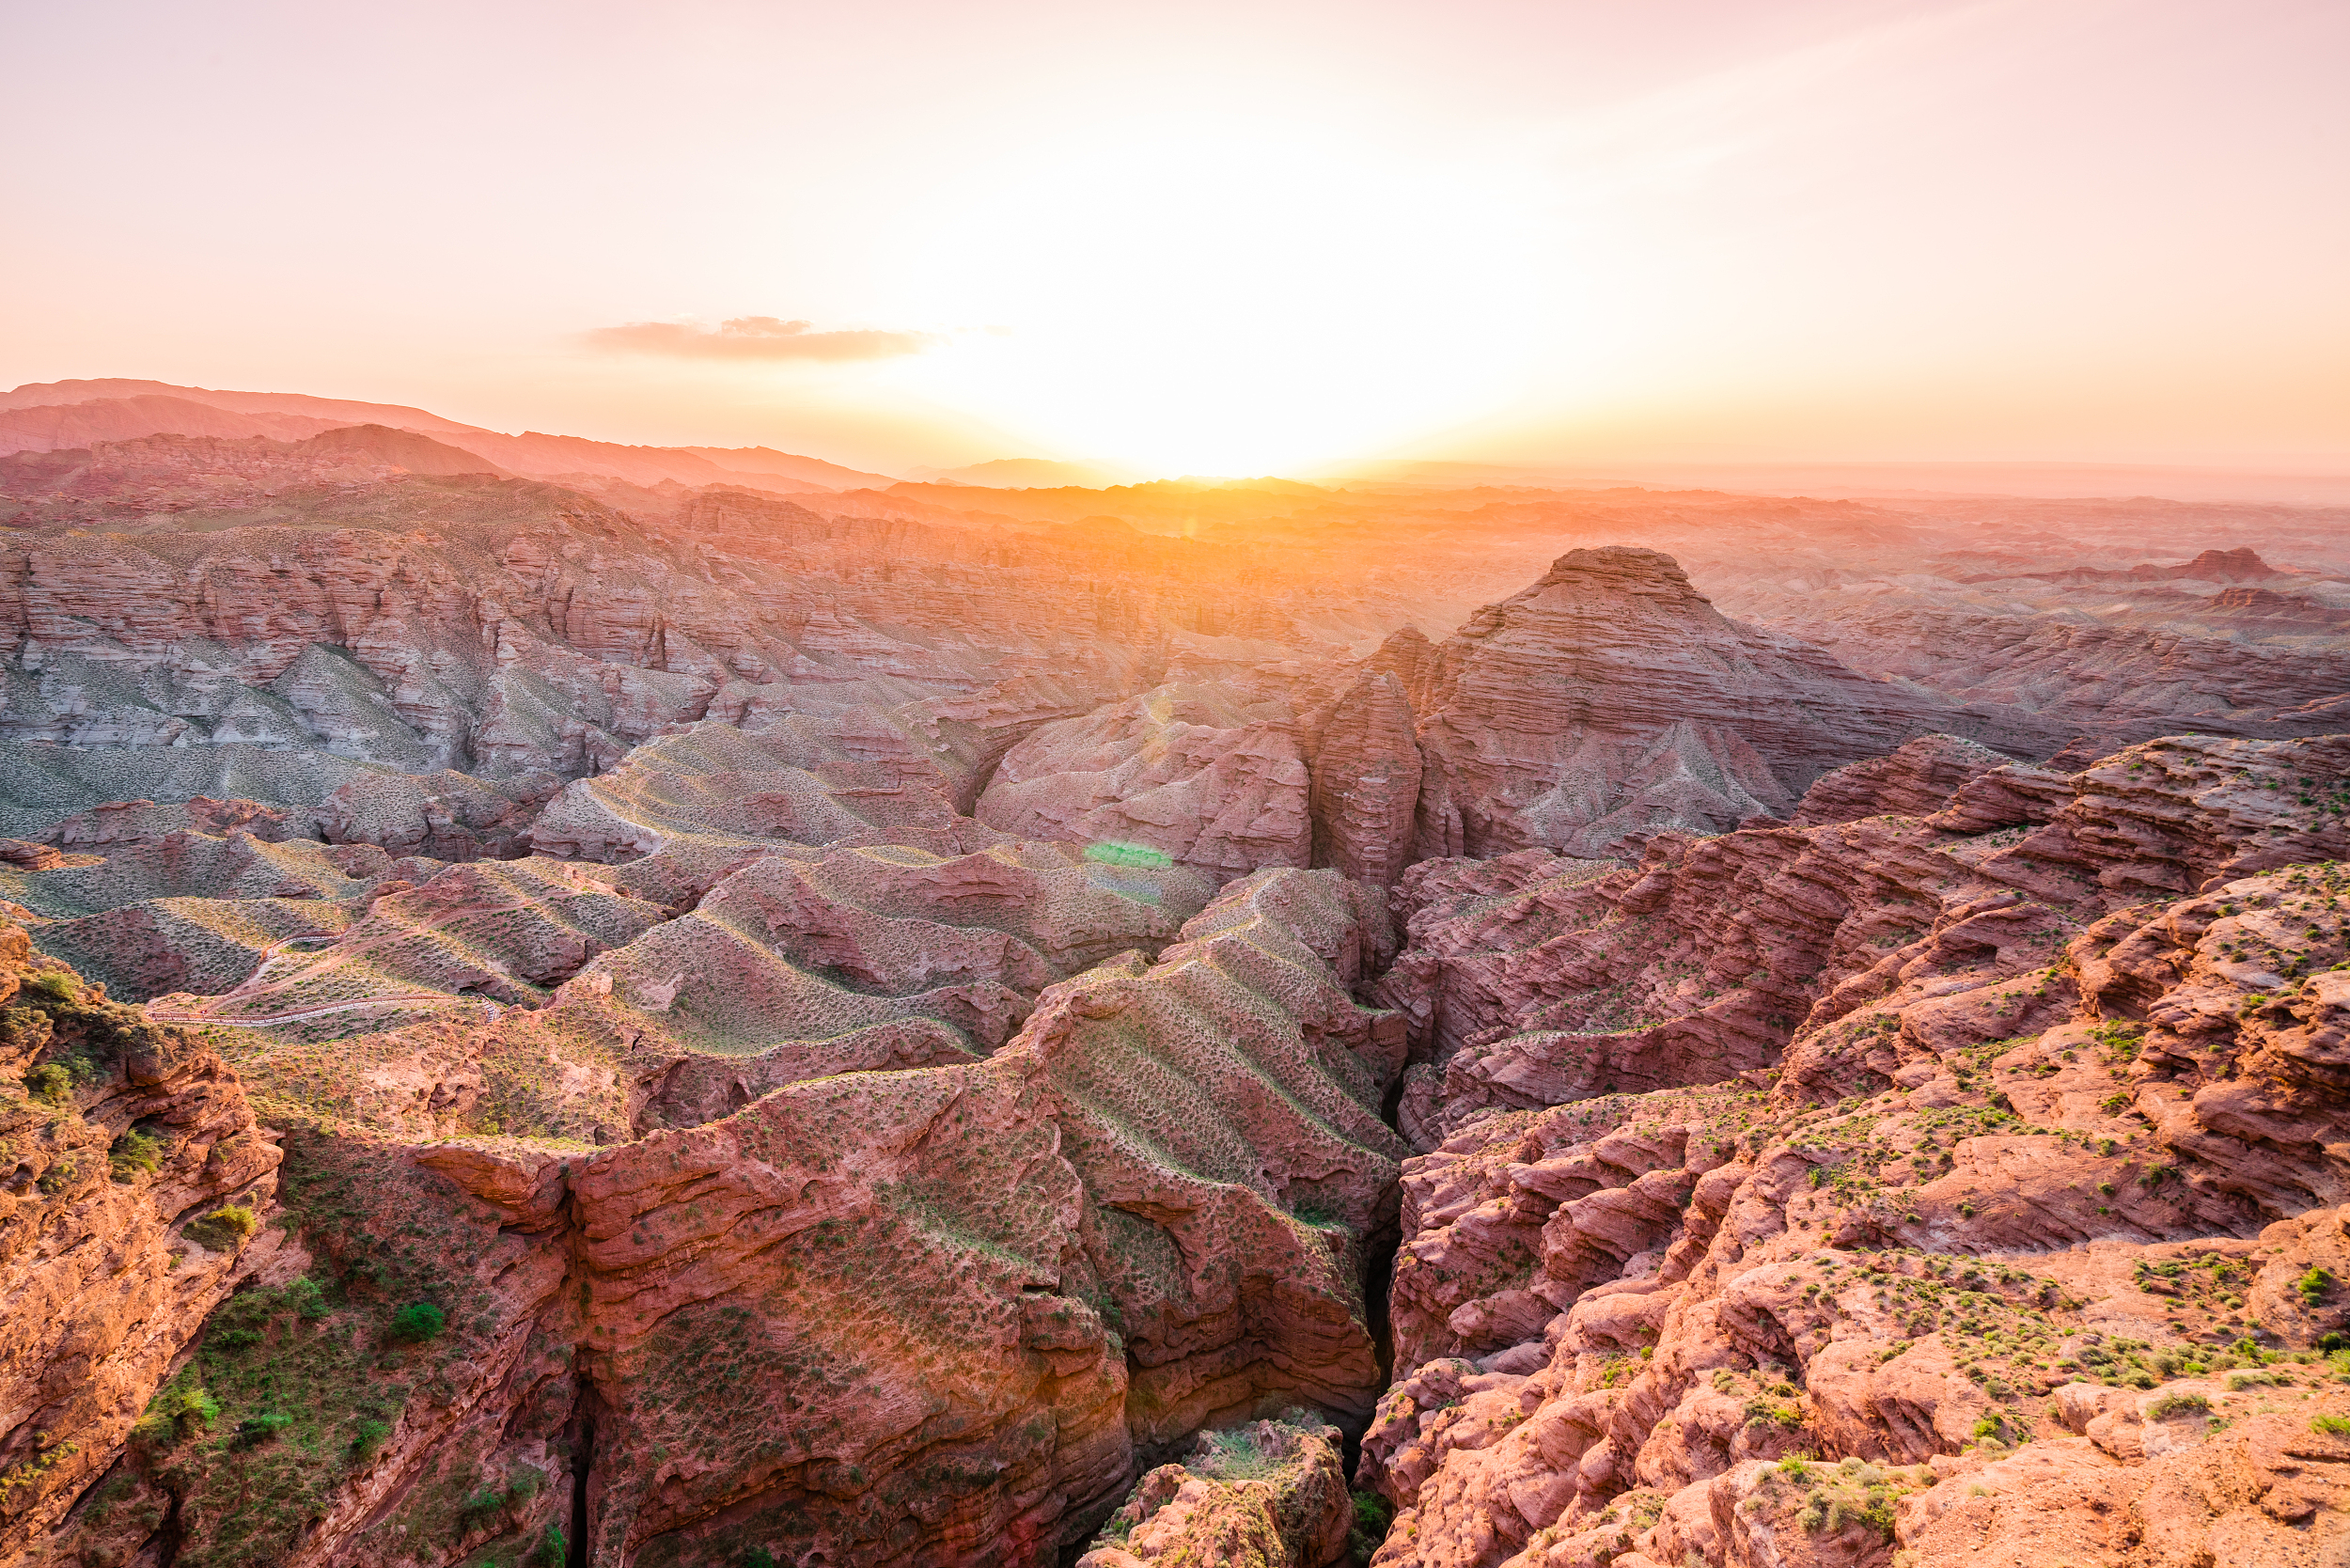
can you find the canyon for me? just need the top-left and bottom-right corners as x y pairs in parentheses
(1, 381), (2349, 1568)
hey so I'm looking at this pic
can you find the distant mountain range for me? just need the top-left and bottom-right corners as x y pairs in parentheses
(0, 378), (901, 494)
(901, 457), (1139, 488)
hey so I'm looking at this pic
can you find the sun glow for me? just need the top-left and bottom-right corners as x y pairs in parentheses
(876, 112), (1557, 476)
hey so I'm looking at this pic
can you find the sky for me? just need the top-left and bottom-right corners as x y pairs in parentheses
(4, 0), (2345, 478)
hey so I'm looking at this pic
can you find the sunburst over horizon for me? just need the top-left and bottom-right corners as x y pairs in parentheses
(6, 0), (2344, 478)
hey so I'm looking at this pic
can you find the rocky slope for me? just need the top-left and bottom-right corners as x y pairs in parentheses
(1076, 1413), (1355, 1568)
(17, 867), (1405, 1568)
(1355, 732), (2350, 1568)
(1738, 603), (2350, 744)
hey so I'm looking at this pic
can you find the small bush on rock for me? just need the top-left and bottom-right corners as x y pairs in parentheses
(23, 1063), (69, 1105)
(187, 1205), (259, 1249)
(390, 1302), (446, 1342)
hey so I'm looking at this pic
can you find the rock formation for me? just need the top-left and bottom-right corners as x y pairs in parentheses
(978, 682), (1313, 878)
(8, 388), (2350, 1567)
(1076, 1414), (1354, 1568)
(1352, 735), (2350, 1567)
(1307, 671), (1425, 887)
(1405, 548), (2061, 861)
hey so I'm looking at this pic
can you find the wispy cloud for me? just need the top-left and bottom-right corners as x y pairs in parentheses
(585, 315), (932, 361)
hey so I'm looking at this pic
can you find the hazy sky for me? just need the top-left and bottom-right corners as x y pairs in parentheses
(5, 0), (2344, 476)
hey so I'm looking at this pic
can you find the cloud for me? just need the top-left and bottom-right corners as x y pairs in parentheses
(585, 315), (932, 361)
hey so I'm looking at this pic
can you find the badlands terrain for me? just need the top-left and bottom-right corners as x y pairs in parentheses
(0, 380), (2348, 1568)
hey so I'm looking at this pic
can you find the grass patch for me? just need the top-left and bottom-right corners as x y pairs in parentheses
(1792, 1458), (1928, 1539)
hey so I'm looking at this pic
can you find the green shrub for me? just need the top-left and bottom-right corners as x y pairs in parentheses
(1793, 1458), (1919, 1539)
(2147, 1393), (2210, 1420)
(1348, 1489), (1392, 1565)
(2300, 1267), (2334, 1308)
(532, 1525), (568, 1567)
(2313, 1414), (2350, 1435)
(22, 1064), (69, 1105)
(351, 1419), (393, 1460)
(1195, 1427), (1277, 1480)
(390, 1302), (446, 1342)
(231, 1412), (292, 1450)
(134, 1382), (221, 1447)
(457, 1467), (547, 1535)
(286, 1276), (330, 1320)
(186, 1205), (259, 1249)
(22, 973), (79, 1008)
(108, 1129), (165, 1181)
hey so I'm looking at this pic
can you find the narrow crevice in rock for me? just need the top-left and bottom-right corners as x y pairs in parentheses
(565, 1376), (600, 1568)
(147, 1483), (184, 1568)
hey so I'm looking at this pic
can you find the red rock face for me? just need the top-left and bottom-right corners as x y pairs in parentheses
(1785, 733), (2014, 829)
(467, 869), (1400, 1567)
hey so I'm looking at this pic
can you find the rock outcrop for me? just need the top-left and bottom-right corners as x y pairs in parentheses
(1307, 671), (1425, 888)
(1378, 732), (2350, 1148)
(1077, 1413), (1354, 1568)
(1785, 732), (2014, 828)
(978, 682), (1313, 878)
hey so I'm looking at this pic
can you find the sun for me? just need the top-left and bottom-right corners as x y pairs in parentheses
(876, 110), (1556, 476)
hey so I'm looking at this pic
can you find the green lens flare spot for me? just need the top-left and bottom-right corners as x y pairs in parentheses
(1084, 840), (1174, 870)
